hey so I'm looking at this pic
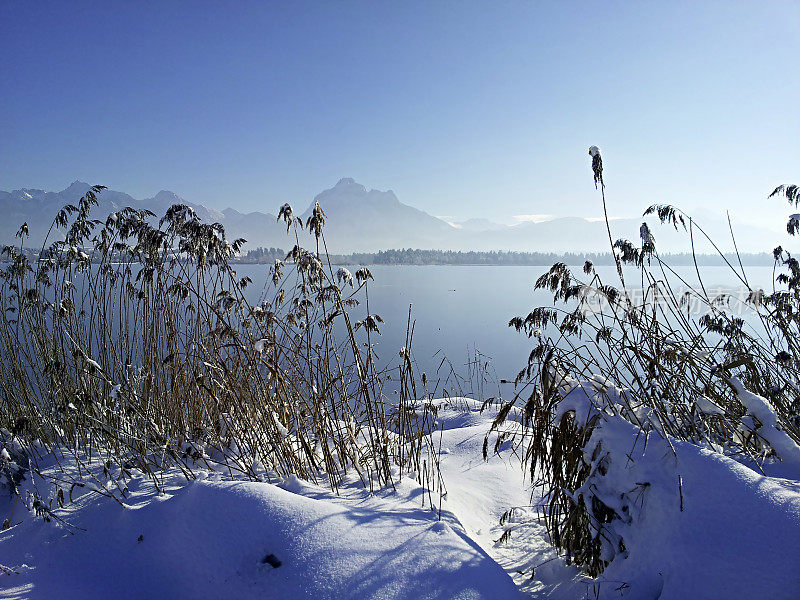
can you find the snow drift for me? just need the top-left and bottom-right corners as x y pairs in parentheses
(553, 379), (800, 599)
(0, 469), (521, 600)
(2, 395), (800, 600)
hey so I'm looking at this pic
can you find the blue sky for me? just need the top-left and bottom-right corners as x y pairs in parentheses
(1, 1), (798, 229)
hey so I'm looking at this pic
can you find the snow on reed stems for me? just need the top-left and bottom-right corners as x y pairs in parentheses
(489, 149), (800, 576)
(0, 189), (443, 510)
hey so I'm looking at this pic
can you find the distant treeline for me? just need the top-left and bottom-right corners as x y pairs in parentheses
(231, 247), (776, 267)
(0, 245), (776, 267)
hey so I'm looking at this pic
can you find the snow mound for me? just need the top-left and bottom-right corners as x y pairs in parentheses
(554, 380), (800, 599)
(0, 469), (521, 599)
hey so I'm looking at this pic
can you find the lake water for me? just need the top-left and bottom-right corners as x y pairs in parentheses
(232, 263), (778, 398)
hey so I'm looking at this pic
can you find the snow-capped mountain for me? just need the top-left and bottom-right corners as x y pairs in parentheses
(0, 179), (784, 253)
(0, 178), (461, 252)
(298, 178), (455, 251)
(0, 181), (229, 246)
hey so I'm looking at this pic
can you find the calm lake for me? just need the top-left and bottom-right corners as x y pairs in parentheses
(232, 263), (778, 397)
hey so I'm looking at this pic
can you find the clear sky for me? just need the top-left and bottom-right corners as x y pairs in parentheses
(1, 1), (798, 229)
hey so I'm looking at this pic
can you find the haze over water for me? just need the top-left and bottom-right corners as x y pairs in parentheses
(234, 263), (779, 395)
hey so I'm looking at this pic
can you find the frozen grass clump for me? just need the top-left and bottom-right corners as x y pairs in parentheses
(492, 148), (800, 579)
(0, 188), (442, 510)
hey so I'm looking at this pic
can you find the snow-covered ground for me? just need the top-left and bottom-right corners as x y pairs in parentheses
(2, 398), (800, 599)
(432, 399), (584, 598)
(0, 402), (530, 600)
(0, 463), (519, 598)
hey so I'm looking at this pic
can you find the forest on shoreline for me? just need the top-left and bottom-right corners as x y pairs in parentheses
(231, 246), (776, 267)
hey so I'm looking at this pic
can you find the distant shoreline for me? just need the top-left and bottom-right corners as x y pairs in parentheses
(231, 248), (777, 267)
(2, 246), (776, 267)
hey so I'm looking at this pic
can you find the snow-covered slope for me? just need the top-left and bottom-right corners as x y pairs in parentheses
(540, 379), (800, 600)
(432, 399), (583, 598)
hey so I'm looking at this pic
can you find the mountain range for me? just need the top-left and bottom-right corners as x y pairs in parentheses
(0, 179), (784, 254)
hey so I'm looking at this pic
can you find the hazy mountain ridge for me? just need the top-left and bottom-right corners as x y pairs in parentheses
(0, 179), (785, 254)
(298, 178), (455, 252)
(0, 181), (230, 245)
(451, 218), (508, 232)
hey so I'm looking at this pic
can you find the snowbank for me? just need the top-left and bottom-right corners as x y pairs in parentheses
(595, 418), (800, 599)
(0, 467), (521, 599)
(3, 395), (799, 600)
(553, 381), (800, 600)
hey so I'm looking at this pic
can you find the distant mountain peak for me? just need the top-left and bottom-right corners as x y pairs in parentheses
(325, 178), (369, 197)
(57, 180), (92, 200)
(152, 190), (184, 202)
(311, 179), (404, 214)
(63, 180), (91, 192)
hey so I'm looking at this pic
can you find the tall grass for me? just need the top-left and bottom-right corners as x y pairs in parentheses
(494, 149), (800, 576)
(0, 189), (442, 509)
